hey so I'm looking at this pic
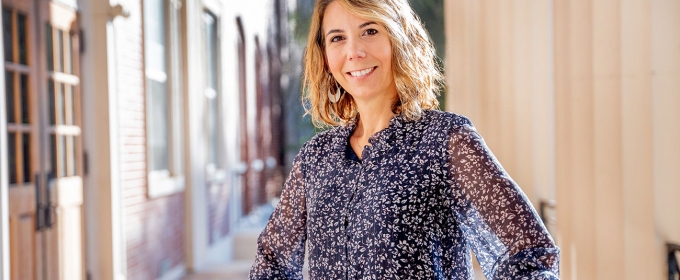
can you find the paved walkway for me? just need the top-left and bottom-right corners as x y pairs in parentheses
(182, 205), (271, 280)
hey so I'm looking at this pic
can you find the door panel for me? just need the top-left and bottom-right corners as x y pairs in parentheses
(39, 1), (84, 279)
(4, 1), (42, 279)
(8, 187), (38, 280)
(9, 214), (36, 280)
(52, 178), (83, 280)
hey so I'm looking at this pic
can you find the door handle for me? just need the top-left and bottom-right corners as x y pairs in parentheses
(45, 172), (56, 229)
(34, 172), (57, 231)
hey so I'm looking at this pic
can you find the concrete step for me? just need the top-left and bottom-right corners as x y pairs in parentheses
(182, 260), (252, 280)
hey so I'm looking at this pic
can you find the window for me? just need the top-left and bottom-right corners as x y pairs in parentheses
(203, 10), (221, 174)
(143, 0), (184, 197)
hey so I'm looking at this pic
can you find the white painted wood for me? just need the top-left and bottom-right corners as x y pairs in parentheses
(147, 173), (185, 198)
(652, 0), (680, 250)
(79, 0), (127, 279)
(591, 0), (625, 278)
(621, 1), (658, 278)
(182, 0), (209, 271)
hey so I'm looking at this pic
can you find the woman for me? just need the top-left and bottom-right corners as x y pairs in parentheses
(250, 0), (560, 279)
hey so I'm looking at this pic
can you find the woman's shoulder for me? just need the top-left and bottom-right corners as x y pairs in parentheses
(296, 125), (350, 157)
(419, 110), (474, 132)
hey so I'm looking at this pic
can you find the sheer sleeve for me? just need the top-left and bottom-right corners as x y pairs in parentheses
(249, 151), (307, 280)
(446, 123), (560, 279)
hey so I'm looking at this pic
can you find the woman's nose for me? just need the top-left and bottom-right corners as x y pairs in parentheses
(346, 38), (366, 61)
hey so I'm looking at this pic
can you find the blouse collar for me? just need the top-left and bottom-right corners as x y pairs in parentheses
(330, 114), (408, 153)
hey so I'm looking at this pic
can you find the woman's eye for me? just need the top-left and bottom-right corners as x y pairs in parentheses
(364, 28), (378, 36)
(330, 36), (344, 43)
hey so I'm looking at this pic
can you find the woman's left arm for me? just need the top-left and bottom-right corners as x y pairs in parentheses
(446, 122), (560, 279)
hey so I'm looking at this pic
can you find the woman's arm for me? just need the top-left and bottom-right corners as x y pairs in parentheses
(249, 151), (307, 280)
(446, 122), (560, 279)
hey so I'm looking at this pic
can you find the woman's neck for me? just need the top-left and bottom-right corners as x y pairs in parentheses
(352, 96), (397, 141)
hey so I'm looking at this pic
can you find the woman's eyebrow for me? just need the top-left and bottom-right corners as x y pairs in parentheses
(326, 29), (343, 37)
(359, 21), (377, 28)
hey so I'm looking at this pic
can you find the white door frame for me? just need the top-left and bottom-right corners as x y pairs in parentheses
(79, 0), (127, 279)
(182, 0), (209, 270)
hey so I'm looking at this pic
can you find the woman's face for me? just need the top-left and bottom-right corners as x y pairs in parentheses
(322, 1), (397, 103)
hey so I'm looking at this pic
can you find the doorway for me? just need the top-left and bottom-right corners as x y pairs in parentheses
(4, 0), (83, 279)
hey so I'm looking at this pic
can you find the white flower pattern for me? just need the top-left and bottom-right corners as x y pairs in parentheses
(250, 110), (560, 279)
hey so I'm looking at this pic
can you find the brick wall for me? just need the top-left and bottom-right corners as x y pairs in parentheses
(115, 0), (185, 279)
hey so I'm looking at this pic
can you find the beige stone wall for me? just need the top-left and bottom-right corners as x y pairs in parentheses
(445, 0), (679, 279)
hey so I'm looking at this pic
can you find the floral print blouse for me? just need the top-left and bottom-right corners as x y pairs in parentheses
(249, 110), (560, 279)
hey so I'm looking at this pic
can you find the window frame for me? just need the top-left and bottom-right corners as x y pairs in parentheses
(142, 0), (185, 198)
(201, 7), (224, 179)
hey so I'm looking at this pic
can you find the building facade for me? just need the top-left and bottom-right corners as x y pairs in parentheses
(0, 0), (290, 279)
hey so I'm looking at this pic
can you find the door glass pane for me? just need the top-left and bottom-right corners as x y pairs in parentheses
(50, 134), (57, 178)
(57, 82), (64, 125)
(204, 12), (217, 90)
(149, 79), (169, 171)
(22, 133), (30, 183)
(208, 97), (217, 166)
(17, 13), (26, 65)
(6, 71), (14, 123)
(69, 32), (74, 74)
(49, 134), (67, 178)
(64, 29), (71, 74)
(67, 136), (75, 177)
(69, 85), (75, 125)
(46, 24), (53, 71)
(57, 29), (63, 72)
(144, 0), (167, 73)
(61, 83), (66, 125)
(8, 133), (16, 184)
(204, 11), (219, 167)
(20, 74), (28, 124)
(48, 79), (55, 125)
(59, 135), (66, 178)
(3, 9), (12, 62)
(65, 85), (72, 125)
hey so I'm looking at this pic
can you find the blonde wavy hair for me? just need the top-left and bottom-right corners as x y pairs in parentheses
(303, 0), (443, 127)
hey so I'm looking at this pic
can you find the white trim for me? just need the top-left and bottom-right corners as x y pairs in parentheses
(224, 9), (245, 232)
(156, 263), (186, 280)
(202, 0), (221, 17)
(48, 71), (80, 84)
(0, 0), (11, 278)
(80, 0), (128, 279)
(181, 0), (208, 271)
(145, 69), (168, 83)
(147, 173), (185, 198)
(53, 0), (79, 10)
(48, 125), (82, 135)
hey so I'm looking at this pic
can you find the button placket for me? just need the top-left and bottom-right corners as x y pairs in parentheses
(343, 159), (362, 278)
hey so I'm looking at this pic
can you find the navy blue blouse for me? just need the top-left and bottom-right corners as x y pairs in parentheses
(250, 110), (560, 279)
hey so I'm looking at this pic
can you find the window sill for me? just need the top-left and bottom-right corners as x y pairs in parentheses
(148, 170), (185, 198)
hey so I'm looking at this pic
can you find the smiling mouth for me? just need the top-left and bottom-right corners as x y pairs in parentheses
(348, 67), (377, 77)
